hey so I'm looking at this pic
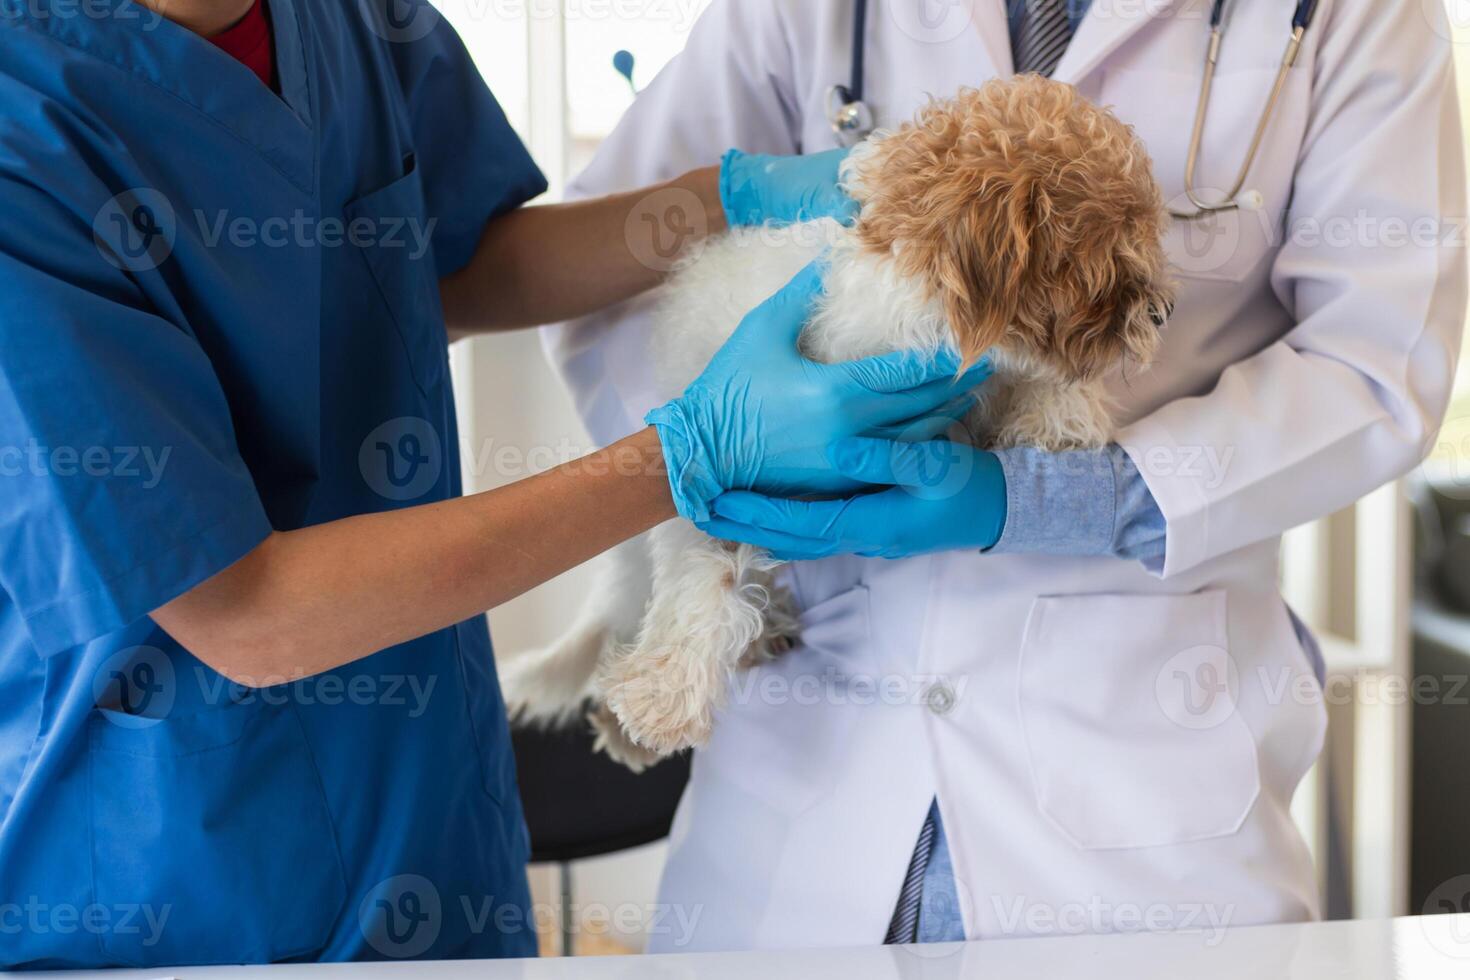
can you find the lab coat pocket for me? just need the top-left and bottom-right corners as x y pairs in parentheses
(88, 699), (347, 967)
(702, 585), (870, 814)
(1017, 590), (1261, 851)
(347, 156), (447, 394)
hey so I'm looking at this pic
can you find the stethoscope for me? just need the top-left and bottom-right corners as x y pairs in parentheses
(1170, 0), (1321, 219)
(825, 0), (874, 148)
(825, 0), (1323, 220)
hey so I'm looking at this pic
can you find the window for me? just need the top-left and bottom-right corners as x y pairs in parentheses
(439, 0), (715, 194)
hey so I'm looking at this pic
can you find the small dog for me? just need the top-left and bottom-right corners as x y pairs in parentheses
(504, 75), (1174, 769)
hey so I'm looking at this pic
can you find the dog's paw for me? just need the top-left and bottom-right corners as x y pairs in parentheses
(587, 703), (664, 774)
(739, 588), (802, 669)
(601, 645), (717, 757)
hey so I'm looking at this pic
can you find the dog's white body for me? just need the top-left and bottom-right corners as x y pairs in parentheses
(502, 222), (1116, 767)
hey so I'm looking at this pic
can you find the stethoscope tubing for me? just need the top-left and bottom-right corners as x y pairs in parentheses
(829, 0), (1322, 218)
(849, 0), (868, 105)
(1171, 0), (1320, 219)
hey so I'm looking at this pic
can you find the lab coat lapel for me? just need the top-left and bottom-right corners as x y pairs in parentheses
(1050, 0), (1183, 85)
(972, 0), (1016, 78)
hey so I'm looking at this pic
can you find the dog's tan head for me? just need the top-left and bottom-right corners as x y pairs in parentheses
(847, 75), (1173, 382)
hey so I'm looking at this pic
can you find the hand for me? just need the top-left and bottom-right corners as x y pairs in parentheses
(698, 437), (1009, 560)
(719, 148), (860, 228)
(648, 261), (992, 522)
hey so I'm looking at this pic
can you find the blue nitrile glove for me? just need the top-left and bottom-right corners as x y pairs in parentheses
(698, 437), (1009, 560)
(648, 261), (993, 524)
(720, 148), (861, 227)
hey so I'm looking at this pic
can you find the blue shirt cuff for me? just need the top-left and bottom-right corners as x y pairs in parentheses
(989, 445), (1167, 566)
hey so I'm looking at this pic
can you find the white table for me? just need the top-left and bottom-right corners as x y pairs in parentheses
(16, 914), (1470, 979)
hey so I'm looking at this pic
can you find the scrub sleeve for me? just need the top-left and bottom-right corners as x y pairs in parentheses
(0, 181), (273, 659)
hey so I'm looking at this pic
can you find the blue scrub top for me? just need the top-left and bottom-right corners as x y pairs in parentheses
(0, 0), (548, 967)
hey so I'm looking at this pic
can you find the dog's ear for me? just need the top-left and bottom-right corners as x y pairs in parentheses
(849, 90), (1038, 369)
(926, 180), (1035, 368)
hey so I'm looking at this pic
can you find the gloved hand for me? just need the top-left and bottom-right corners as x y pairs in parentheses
(720, 148), (860, 228)
(648, 261), (992, 523)
(697, 437), (1009, 560)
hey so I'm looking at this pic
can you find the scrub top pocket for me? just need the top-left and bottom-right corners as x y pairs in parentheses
(454, 619), (519, 806)
(346, 155), (448, 395)
(87, 698), (347, 967)
(1017, 590), (1261, 851)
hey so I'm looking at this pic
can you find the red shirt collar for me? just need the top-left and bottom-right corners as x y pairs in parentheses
(207, 0), (277, 92)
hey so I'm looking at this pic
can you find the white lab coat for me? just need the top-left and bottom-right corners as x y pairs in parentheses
(542, 0), (1467, 953)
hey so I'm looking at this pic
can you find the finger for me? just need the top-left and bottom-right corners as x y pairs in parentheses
(697, 516), (837, 561)
(806, 188), (861, 227)
(837, 349), (993, 396)
(712, 491), (858, 540)
(824, 194), (862, 227)
(806, 146), (852, 177)
(734, 258), (828, 347)
(869, 358), (995, 426)
(801, 148), (861, 226)
(866, 393), (976, 443)
(826, 437), (959, 488)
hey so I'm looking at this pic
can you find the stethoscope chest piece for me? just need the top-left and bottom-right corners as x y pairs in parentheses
(827, 85), (875, 147)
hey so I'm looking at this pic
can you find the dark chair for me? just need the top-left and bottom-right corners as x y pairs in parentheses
(1409, 476), (1470, 913)
(512, 722), (691, 955)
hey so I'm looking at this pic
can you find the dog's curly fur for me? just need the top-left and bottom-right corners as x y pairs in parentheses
(503, 76), (1174, 768)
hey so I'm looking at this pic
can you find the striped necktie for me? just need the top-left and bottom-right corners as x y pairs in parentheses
(1013, 0), (1076, 78)
(883, 809), (938, 944)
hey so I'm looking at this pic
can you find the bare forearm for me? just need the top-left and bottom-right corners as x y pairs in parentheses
(153, 428), (675, 684)
(440, 166), (725, 336)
